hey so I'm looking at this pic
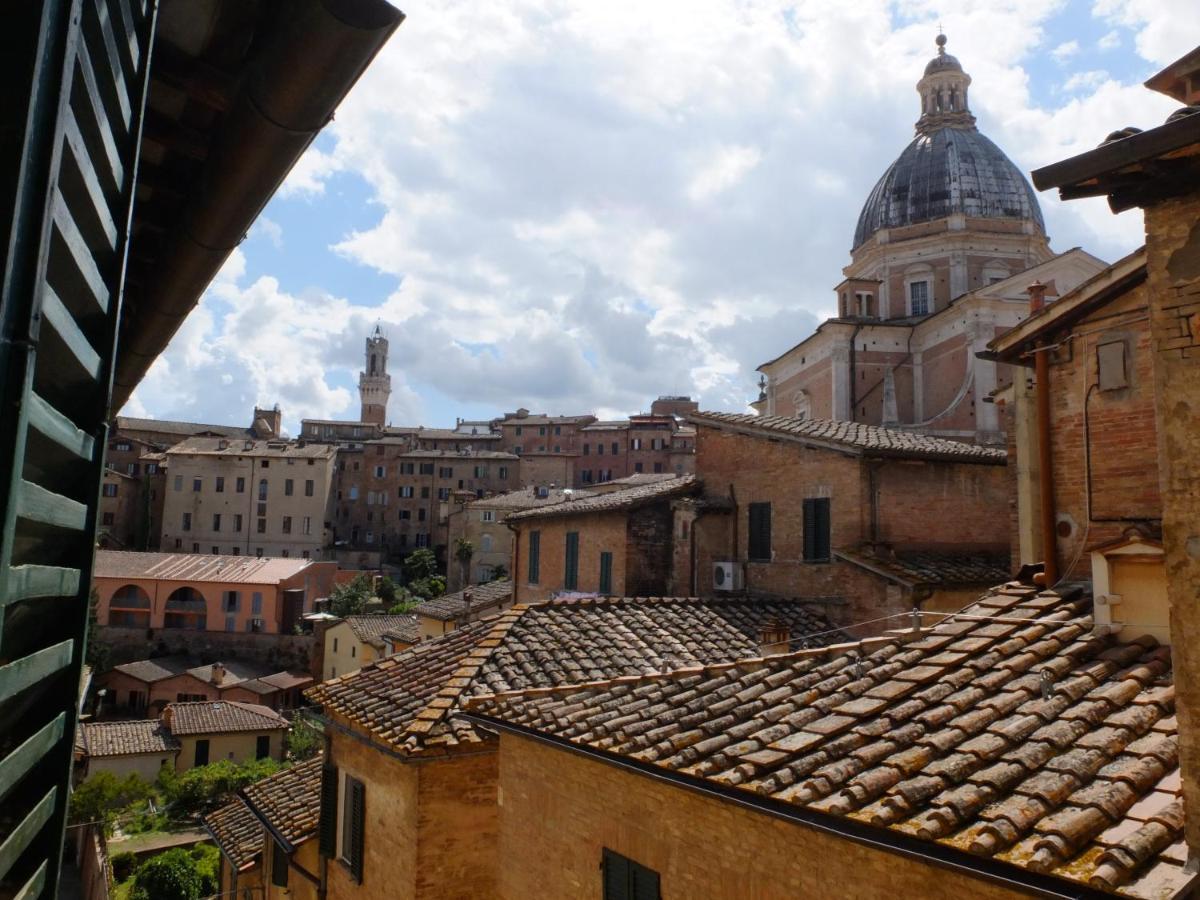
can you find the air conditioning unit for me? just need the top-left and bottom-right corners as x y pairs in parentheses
(712, 562), (743, 592)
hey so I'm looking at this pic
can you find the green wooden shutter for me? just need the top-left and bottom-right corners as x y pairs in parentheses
(270, 839), (289, 887)
(630, 860), (661, 900)
(748, 502), (771, 560)
(0, 1), (155, 894)
(803, 498), (831, 561)
(599, 551), (612, 595)
(318, 763), (339, 857)
(527, 530), (540, 584)
(564, 531), (579, 590)
(602, 848), (630, 900)
(803, 498), (817, 560)
(349, 777), (365, 883)
(815, 497), (831, 561)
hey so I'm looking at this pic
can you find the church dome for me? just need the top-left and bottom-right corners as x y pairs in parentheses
(853, 35), (1045, 249)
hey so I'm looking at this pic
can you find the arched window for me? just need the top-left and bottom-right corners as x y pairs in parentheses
(109, 584), (151, 628)
(164, 586), (207, 630)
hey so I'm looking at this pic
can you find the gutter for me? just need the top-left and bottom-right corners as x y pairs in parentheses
(464, 712), (1126, 900)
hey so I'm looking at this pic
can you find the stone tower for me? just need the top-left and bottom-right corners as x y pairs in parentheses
(359, 324), (391, 426)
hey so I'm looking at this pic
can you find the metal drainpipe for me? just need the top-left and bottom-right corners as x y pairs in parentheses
(1028, 281), (1058, 586)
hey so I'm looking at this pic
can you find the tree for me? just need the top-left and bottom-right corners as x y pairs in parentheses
(288, 713), (323, 761)
(407, 575), (445, 601)
(160, 758), (283, 816)
(131, 848), (202, 900)
(403, 548), (438, 583)
(376, 575), (398, 605)
(69, 771), (152, 833)
(453, 538), (474, 589)
(488, 564), (508, 582)
(329, 573), (373, 618)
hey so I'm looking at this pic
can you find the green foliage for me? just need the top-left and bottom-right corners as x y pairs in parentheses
(85, 587), (111, 673)
(329, 573), (373, 618)
(488, 564), (508, 582)
(111, 850), (138, 883)
(130, 848), (202, 900)
(403, 548), (438, 582)
(376, 575), (398, 605)
(161, 758), (284, 816)
(69, 771), (153, 833)
(388, 598), (419, 614)
(407, 575), (445, 600)
(190, 843), (220, 896)
(288, 714), (323, 761)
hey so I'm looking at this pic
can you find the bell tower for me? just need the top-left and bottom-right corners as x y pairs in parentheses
(359, 324), (391, 426)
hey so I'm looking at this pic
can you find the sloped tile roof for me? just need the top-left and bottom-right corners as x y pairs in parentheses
(240, 757), (323, 851)
(116, 416), (250, 438)
(836, 547), (1012, 587)
(80, 720), (179, 757)
(307, 597), (846, 757)
(165, 701), (288, 736)
(95, 550), (311, 584)
(469, 586), (1185, 898)
(690, 412), (1006, 464)
(415, 580), (513, 622)
(203, 800), (262, 870)
(344, 615), (417, 645)
(504, 475), (698, 523)
(470, 487), (596, 510)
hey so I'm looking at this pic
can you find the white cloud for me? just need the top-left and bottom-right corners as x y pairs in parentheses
(1092, 0), (1200, 65)
(1051, 39), (1081, 62)
(126, 1), (1200, 427)
(250, 216), (283, 249)
(1098, 29), (1121, 50)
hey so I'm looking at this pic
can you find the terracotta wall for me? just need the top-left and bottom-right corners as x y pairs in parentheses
(494, 732), (1027, 900)
(514, 515), (628, 603)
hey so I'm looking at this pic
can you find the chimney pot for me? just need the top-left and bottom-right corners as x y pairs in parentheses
(1027, 280), (1048, 313)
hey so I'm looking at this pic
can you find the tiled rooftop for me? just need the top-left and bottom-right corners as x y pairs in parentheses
(415, 580), (513, 622)
(307, 596), (846, 757)
(504, 475), (698, 523)
(203, 800), (262, 870)
(469, 586), (1185, 898)
(164, 701), (288, 736)
(108, 655), (295, 689)
(240, 756), (323, 850)
(470, 486), (596, 510)
(344, 614), (419, 646)
(836, 547), (1012, 587)
(690, 412), (1006, 464)
(168, 436), (336, 459)
(80, 720), (178, 757)
(96, 550), (311, 583)
(116, 416), (249, 438)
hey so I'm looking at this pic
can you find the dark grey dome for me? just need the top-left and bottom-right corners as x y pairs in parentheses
(853, 127), (1045, 249)
(924, 52), (962, 75)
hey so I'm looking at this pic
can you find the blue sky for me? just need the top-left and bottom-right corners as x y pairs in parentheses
(125, 0), (1198, 434)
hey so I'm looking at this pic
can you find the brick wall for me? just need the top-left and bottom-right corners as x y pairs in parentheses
(624, 505), (673, 597)
(324, 727), (497, 900)
(1041, 279), (1161, 578)
(494, 731), (1027, 900)
(514, 514), (628, 603)
(874, 458), (1009, 551)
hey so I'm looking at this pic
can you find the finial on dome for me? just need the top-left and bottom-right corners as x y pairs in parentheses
(935, 32), (947, 55)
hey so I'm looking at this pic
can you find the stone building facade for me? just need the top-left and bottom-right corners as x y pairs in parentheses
(754, 37), (1107, 445)
(331, 443), (519, 568)
(161, 436), (338, 559)
(682, 412), (1010, 627)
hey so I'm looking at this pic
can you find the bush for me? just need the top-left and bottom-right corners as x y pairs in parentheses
(69, 772), (153, 834)
(329, 574), (373, 618)
(403, 548), (438, 582)
(111, 850), (137, 883)
(131, 848), (201, 900)
(190, 844), (220, 896)
(287, 714), (322, 761)
(407, 576), (445, 601)
(161, 757), (284, 817)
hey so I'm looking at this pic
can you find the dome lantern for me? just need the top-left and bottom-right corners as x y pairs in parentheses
(916, 33), (975, 135)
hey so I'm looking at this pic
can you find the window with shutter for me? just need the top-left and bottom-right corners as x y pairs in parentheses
(747, 502), (772, 561)
(349, 777), (366, 883)
(803, 497), (832, 561)
(602, 848), (661, 900)
(271, 839), (289, 887)
(564, 531), (580, 590)
(599, 551), (613, 594)
(319, 764), (339, 857)
(528, 531), (541, 584)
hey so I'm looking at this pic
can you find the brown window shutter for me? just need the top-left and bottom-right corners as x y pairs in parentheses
(318, 764), (338, 857)
(349, 778), (366, 882)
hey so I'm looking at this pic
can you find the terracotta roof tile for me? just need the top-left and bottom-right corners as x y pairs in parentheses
(306, 596), (845, 757)
(689, 412), (1006, 463)
(504, 476), (698, 522)
(203, 800), (262, 870)
(240, 757), (323, 850)
(80, 720), (178, 757)
(344, 615), (417, 645)
(470, 585), (1185, 895)
(415, 580), (513, 622)
(164, 701), (288, 736)
(837, 547), (1012, 587)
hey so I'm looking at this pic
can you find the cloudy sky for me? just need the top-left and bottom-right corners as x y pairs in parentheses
(123, 0), (1199, 434)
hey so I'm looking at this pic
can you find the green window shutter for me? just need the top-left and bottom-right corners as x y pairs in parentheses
(602, 849), (630, 900)
(599, 551), (612, 594)
(564, 532), (579, 590)
(803, 498), (831, 561)
(349, 777), (365, 883)
(630, 861), (661, 900)
(748, 502), (771, 561)
(271, 839), (289, 887)
(318, 764), (338, 857)
(528, 530), (540, 584)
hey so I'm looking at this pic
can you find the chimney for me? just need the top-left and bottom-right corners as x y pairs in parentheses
(1028, 279), (1047, 313)
(461, 591), (472, 626)
(758, 617), (791, 656)
(211, 661), (226, 685)
(161, 705), (173, 730)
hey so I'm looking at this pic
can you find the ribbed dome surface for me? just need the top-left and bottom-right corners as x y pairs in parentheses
(853, 128), (1045, 249)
